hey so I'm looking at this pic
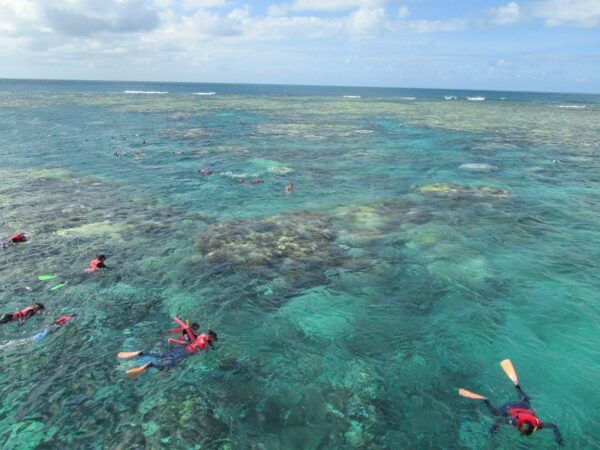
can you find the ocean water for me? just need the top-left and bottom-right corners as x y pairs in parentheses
(1, 79), (599, 449)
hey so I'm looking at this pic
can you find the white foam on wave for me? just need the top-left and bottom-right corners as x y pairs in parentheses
(398, 97), (416, 100)
(557, 105), (586, 109)
(355, 129), (374, 134)
(467, 96), (485, 101)
(444, 96), (457, 100)
(459, 163), (497, 171)
(124, 90), (168, 94)
(343, 95), (361, 98)
(193, 92), (217, 96)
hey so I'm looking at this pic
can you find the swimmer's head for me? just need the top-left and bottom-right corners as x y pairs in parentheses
(519, 422), (535, 435)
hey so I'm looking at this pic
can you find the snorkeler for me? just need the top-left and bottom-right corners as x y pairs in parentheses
(0, 315), (74, 352)
(0, 303), (45, 325)
(199, 168), (212, 175)
(118, 317), (217, 378)
(32, 315), (74, 339)
(87, 255), (108, 272)
(251, 179), (264, 184)
(286, 182), (294, 192)
(2, 232), (28, 248)
(459, 359), (564, 446)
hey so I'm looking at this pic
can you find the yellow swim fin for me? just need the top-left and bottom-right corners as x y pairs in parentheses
(118, 351), (141, 359)
(458, 388), (488, 400)
(127, 362), (151, 378)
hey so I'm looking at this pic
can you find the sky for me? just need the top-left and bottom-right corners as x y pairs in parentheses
(0, 0), (599, 92)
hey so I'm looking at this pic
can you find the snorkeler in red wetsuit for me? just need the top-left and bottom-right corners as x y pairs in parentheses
(0, 303), (45, 325)
(2, 232), (28, 248)
(87, 255), (107, 272)
(459, 359), (563, 446)
(118, 317), (217, 378)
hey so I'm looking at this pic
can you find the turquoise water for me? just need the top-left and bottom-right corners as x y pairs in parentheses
(1, 79), (600, 449)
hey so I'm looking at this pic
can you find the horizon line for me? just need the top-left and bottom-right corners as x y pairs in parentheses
(1, 76), (598, 96)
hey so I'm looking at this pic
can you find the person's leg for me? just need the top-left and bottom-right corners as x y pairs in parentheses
(0, 313), (14, 324)
(150, 349), (190, 371)
(143, 351), (168, 358)
(483, 399), (503, 416)
(149, 357), (176, 371)
(515, 385), (531, 406)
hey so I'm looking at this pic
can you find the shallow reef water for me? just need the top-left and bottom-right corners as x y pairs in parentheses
(1, 80), (600, 449)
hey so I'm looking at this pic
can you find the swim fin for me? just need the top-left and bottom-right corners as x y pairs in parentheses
(118, 351), (141, 359)
(458, 388), (488, 400)
(38, 275), (56, 281)
(127, 363), (151, 378)
(500, 359), (519, 385)
(49, 282), (67, 291)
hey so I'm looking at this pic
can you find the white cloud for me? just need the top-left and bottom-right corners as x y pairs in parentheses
(398, 5), (410, 19)
(182, 0), (228, 10)
(345, 7), (388, 36)
(490, 2), (522, 25)
(534, 0), (600, 27)
(290, 0), (388, 12)
(407, 18), (467, 33)
(267, 4), (289, 17)
(486, 57), (512, 74)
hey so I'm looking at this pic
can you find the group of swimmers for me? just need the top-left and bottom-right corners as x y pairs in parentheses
(197, 168), (294, 192)
(0, 231), (563, 445)
(1, 234), (218, 379)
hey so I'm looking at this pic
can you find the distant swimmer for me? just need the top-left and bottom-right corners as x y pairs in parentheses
(459, 359), (564, 446)
(118, 317), (217, 378)
(251, 179), (264, 184)
(31, 315), (74, 339)
(0, 315), (74, 352)
(87, 255), (108, 272)
(199, 169), (212, 175)
(2, 232), (28, 248)
(236, 178), (245, 183)
(286, 182), (294, 192)
(113, 151), (122, 157)
(0, 303), (45, 326)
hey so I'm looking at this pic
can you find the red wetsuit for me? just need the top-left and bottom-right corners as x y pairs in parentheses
(0, 306), (39, 324)
(87, 258), (105, 272)
(486, 385), (563, 445)
(10, 233), (27, 243)
(12, 306), (37, 321)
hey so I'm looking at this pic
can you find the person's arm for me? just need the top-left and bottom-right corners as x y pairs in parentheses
(489, 417), (512, 435)
(168, 337), (187, 345)
(540, 422), (564, 446)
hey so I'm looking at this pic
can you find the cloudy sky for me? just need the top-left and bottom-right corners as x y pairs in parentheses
(1, 0), (599, 92)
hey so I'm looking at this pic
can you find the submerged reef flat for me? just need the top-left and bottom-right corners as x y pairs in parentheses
(197, 213), (339, 267)
(416, 183), (511, 198)
(1, 81), (600, 449)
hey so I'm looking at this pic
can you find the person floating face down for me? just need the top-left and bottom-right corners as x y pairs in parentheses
(459, 359), (564, 446)
(2, 232), (28, 248)
(31, 315), (74, 341)
(118, 317), (217, 378)
(0, 303), (45, 325)
(87, 255), (108, 272)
